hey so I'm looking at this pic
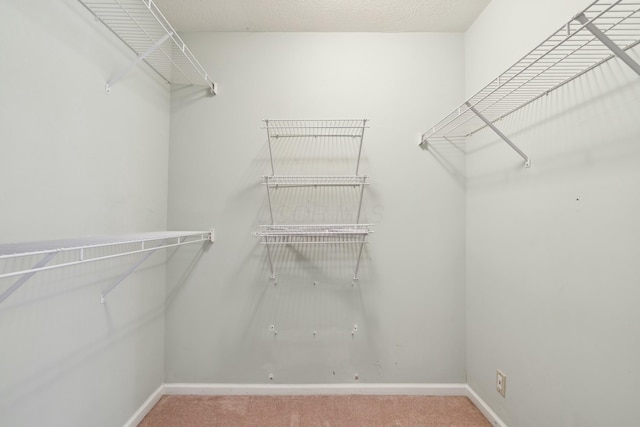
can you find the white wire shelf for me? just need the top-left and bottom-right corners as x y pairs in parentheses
(264, 119), (369, 176)
(262, 175), (369, 187)
(0, 231), (213, 304)
(420, 0), (640, 166)
(254, 224), (371, 280)
(254, 224), (373, 245)
(264, 120), (369, 138)
(78, 0), (216, 94)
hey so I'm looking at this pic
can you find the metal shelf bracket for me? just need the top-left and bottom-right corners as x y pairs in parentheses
(100, 247), (159, 303)
(266, 245), (276, 280)
(574, 13), (640, 77)
(100, 231), (216, 302)
(465, 102), (531, 168)
(105, 32), (173, 94)
(0, 252), (57, 305)
(0, 231), (213, 305)
(353, 240), (366, 280)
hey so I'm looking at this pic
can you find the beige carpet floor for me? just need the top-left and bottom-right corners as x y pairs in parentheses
(139, 395), (491, 426)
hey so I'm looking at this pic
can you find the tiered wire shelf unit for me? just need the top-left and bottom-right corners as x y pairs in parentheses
(0, 231), (213, 304)
(255, 120), (373, 281)
(420, 0), (640, 168)
(78, 0), (216, 95)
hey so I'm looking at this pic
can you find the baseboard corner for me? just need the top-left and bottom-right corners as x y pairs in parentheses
(123, 383), (164, 427)
(464, 384), (508, 427)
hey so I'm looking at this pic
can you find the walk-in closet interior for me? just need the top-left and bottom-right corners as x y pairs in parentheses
(1, 0), (639, 425)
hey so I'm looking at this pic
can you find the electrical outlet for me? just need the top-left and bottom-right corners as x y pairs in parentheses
(496, 370), (506, 397)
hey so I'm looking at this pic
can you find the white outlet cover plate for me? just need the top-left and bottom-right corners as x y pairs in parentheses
(496, 370), (506, 397)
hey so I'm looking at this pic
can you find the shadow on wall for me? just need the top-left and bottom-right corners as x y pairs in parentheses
(207, 249), (375, 383)
(264, 244), (371, 287)
(420, 53), (640, 191)
(421, 138), (467, 188)
(170, 85), (213, 110)
(10, 0), (171, 94)
(165, 243), (210, 308)
(0, 243), (207, 414)
(191, 121), (379, 383)
(464, 64), (640, 188)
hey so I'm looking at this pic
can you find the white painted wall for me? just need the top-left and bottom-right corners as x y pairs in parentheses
(465, 1), (640, 425)
(0, 1), (170, 426)
(165, 33), (467, 384)
(6, 1), (637, 424)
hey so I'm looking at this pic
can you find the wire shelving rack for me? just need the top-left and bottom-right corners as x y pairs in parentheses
(256, 120), (373, 281)
(78, 0), (216, 95)
(420, 0), (640, 167)
(0, 231), (213, 304)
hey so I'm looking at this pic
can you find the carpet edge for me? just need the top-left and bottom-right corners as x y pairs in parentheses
(162, 383), (468, 396)
(125, 383), (507, 427)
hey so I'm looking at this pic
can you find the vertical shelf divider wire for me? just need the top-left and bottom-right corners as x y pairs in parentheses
(78, 0), (217, 95)
(255, 120), (373, 282)
(420, 0), (640, 167)
(0, 231), (214, 304)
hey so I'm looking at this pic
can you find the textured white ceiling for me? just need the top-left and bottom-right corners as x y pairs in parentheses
(154, 0), (491, 32)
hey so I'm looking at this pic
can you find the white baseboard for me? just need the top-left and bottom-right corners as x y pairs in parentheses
(163, 382), (468, 396)
(127, 383), (506, 427)
(465, 385), (508, 427)
(123, 384), (164, 427)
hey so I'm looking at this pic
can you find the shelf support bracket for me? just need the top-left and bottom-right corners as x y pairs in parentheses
(265, 120), (276, 176)
(465, 102), (531, 168)
(266, 184), (275, 225)
(355, 119), (367, 175)
(353, 240), (365, 281)
(100, 247), (158, 303)
(0, 252), (58, 304)
(355, 182), (365, 224)
(575, 13), (640, 77)
(419, 134), (429, 149)
(105, 32), (173, 94)
(265, 244), (276, 280)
